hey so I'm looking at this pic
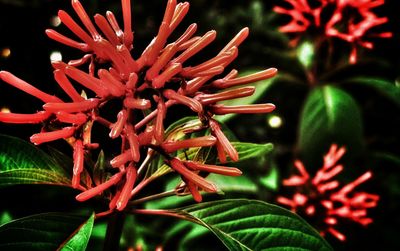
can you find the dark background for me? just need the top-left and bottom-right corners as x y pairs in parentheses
(0, 0), (399, 250)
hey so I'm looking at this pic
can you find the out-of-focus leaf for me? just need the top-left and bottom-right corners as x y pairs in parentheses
(297, 86), (364, 167)
(341, 77), (400, 108)
(297, 41), (315, 69)
(0, 211), (12, 226)
(258, 163), (279, 191)
(0, 135), (71, 187)
(0, 212), (93, 251)
(161, 199), (332, 250)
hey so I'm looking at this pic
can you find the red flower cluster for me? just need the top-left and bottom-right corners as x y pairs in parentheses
(274, 0), (392, 63)
(0, 0), (276, 213)
(277, 144), (379, 241)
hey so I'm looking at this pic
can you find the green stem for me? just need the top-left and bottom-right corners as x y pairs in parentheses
(103, 212), (126, 251)
(128, 190), (178, 206)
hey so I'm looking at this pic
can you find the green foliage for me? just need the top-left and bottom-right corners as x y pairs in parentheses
(60, 213), (95, 251)
(168, 199), (333, 251)
(0, 135), (71, 187)
(297, 86), (364, 167)
(0, 213), (93, 251)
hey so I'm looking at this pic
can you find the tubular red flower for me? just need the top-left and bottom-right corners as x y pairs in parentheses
(278, 144), (379, 241)
(109, 110), (128, 139)
(45, 29), (90, 51)
(163, 89), (202, 113)
(30, 127), (75, 145)
(161, 135), (216, 153)
(76, 171), (125, 202)
(116, 165), (137, 210)
(125, 124), (141, 162)
(53, 70), (85, 102)
(43, 98), (100, 113)
(0, 111), (50, 124)
(209, 119), (238, 162)
(184, 161), (242, 176)
(64, 66), (109, 97)
(124, 97), (151, 110)
(187, 180), (202, 202)
(195, 87), (255, 105)
(212, 68), (278, 88)
(169, 158), (217, 193)
(0, 71), (62, 103)
(210, 103), (276, 115)
(56, 112), (88, 125)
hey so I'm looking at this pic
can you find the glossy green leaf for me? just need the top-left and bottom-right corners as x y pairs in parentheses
(216, 70), (276, 123)
(166, 199), (332, 250)
(225, 142), (274, 172)
(297, 41), (315, 69)
(0, 213), (94, 251)
(341, 77), (400, 108)
(0, 135), (71, 187)
(297, 86), (363, 167)
(60, 213), (95, 251)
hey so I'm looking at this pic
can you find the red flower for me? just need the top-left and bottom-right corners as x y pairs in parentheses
(277, 144), (379, 241)
(0, 0), (276, 212)
(274, 0), (392, 63)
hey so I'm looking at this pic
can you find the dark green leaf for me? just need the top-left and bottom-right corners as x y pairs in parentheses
(225, 142), (274, 172)
(59, 213), (95, 251)
(0, 213), (93, 251)
(297, 86), (364, 167)
(166, 199), (332, 250)
(0, 135), (71, 187)
(341, 77), (400, 108)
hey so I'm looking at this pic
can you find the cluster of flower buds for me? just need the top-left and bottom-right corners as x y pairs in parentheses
(0, 0), (276, 213)
(277, 144), (379, 241)
(274, 0), (392, 63)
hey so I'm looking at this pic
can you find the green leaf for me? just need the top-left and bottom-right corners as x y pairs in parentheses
(60, 213), (95, 251)
(297, 86), (364, 167)
(0, 135), (71, 187)
(258, 163), (279, 191)
(225, 142), (274, 172)
(341, 77), (400, 108)
(165, 199), (332, 250)
(215, 70), (276, 123)
(0, 213), (94, 251)
(297, 41), (315, 69)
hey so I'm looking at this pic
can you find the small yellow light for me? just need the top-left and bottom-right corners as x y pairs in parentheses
(50, 51), (62, 62)
(1, 107), (11, 113)
(50, 15), (61, 27)
(268, 115), (282, 129)
(1, 48), (11, 58)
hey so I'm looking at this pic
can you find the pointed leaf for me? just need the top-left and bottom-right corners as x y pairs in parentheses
(0, 135), (71, 187)
(161, 199), (332, 250)
(0, 213), (94, 251)
(297, 86), (364, 167)
(60, 213), (95, 251)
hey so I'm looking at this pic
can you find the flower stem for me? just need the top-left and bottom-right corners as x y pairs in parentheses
(103, 212), (126, 251)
